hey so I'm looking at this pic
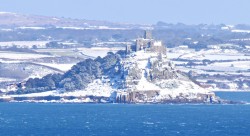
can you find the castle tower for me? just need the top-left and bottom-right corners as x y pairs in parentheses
(135, 39), (142, 51)
(144, 30), (152, 39)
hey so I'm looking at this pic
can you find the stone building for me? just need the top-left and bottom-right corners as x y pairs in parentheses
(126, 30), (167, 55)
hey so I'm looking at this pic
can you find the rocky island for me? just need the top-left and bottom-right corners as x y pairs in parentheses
(0, 31), (229, 104)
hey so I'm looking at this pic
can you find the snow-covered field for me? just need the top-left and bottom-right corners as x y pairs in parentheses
(77, 47), (124, 57)
(34, 47), (123, 58)
(0, 51), (53, 60)
(0, 51), (63, 84)
(0, 78), (16, 82)
(168, 47), (250, 61)
(168, 46), (250, 91)
(36, 63), (75, 71)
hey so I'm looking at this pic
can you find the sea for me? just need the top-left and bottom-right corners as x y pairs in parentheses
(0, 92), (250, 136)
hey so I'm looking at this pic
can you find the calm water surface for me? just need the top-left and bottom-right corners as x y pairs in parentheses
(0, 92), (249, 136)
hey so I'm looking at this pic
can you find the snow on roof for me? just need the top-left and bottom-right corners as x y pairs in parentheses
(153, 41), (162, 46)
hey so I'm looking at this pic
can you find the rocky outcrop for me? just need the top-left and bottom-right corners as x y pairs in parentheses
(109, 50), (223, 104)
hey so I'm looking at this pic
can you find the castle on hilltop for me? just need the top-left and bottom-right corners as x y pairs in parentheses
(126, 30), (166, 55)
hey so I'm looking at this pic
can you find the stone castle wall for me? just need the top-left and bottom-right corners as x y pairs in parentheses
(126, 30), (167, 55)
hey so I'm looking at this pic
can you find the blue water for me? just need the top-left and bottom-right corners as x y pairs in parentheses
(0, 92), (250, 136)
(215, 91), (250, 103)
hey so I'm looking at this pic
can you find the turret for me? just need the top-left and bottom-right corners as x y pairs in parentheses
(144, 30), (152, 39)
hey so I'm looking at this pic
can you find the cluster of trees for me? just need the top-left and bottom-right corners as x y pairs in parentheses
(45, 41), (80, 49)
(15, 52), (121, 94)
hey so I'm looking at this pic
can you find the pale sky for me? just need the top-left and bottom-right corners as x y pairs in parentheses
(0, 0), (249, 25)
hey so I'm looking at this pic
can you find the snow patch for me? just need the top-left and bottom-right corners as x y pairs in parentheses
(18, 27), (46, 30)
(231, 29), (250, 33)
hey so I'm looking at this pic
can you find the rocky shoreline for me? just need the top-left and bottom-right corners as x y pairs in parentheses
(0, 94), (244, 104)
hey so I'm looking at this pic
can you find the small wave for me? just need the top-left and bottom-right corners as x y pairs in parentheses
(143, 121), (154, 125)
(178, 123), (186, 126)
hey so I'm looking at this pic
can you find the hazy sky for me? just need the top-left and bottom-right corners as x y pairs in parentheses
(0, 0), (249, 25)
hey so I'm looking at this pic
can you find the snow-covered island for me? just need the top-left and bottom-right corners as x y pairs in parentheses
(0, 31), (237, 104)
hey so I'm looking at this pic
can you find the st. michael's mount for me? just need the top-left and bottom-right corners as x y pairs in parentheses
(0, 31), (235, 104)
